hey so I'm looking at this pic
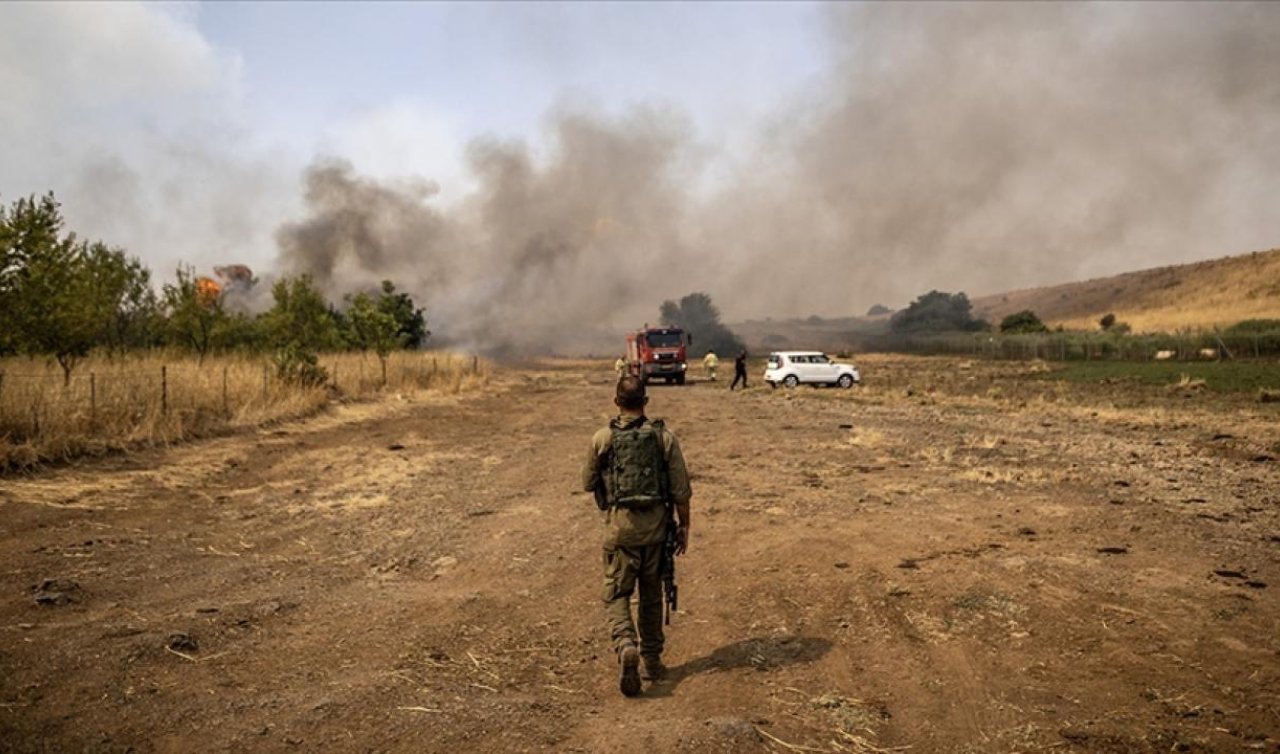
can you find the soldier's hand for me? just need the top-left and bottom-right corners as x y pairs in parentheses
(675, 525), (689, 556)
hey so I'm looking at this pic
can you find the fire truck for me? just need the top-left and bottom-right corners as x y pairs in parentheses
(626, 325), (692, 385)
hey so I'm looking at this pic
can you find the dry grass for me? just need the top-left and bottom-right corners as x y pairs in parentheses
(0, 350), (488, 472)
(972, 247), (1280, 333)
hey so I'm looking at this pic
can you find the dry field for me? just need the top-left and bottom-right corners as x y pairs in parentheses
(1, 355), (1278, 753)
(971, 248), (1280, 333)
(0, 351), (489, 471)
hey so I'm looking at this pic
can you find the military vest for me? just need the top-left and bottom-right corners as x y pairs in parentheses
(605, 417), (669, 509)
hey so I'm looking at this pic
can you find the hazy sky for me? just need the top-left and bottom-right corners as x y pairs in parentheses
(2, 2), (1278, 337)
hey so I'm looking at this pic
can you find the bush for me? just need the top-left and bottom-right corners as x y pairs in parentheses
(273, 344), (329, 388)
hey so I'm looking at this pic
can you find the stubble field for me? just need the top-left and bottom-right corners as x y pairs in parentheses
(1, 355), (1278, 753)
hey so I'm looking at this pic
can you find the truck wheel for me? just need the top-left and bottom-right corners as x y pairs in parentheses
(783, 375), (799, 388)
(676, 374), (685, 385)
(838, 374), (854, 389)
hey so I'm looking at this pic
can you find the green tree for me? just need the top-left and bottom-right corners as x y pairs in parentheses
(83, 242), (161, 351)
(163, 264), (228, 363)
(374, 280), (429, 348)
(0, 194), (103, 384)
(345, 291), (400, 385)
(658, 292), (744, 357)
(262, 275), (338, 386)
(261, 275), (341, 352)
(889, 290), (988, 333)
(999, 310), (1049, 334)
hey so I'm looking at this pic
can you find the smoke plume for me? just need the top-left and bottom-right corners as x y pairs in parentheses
(273, 3), (1280, 351)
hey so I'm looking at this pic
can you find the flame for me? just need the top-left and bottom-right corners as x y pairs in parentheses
(196, 277), (222, 306)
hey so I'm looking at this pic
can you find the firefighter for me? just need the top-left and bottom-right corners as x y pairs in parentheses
(702, 350), (718, 381)
(614, 356), (626, 377)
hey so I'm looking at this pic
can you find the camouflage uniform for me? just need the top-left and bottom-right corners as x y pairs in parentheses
(582, 415), (692, 666)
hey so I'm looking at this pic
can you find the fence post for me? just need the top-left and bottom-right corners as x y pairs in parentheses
(333, 364), (339, 391)
(381, 358), (387, 388)
(161, 365), (168, 416)
(222, 366), (229, 415)
(262, 365), (268, 400)
(90, 372), (96, 429)
(472, 355), (478, 375)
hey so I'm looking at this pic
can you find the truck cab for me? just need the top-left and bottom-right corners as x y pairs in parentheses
(626, 326), (691, 385)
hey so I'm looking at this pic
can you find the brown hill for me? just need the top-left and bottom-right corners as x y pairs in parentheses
(970, 248), (1280, 333)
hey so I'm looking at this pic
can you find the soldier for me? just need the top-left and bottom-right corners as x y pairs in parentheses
(582, 375), (691, 696)
(702, 350), (718, 381)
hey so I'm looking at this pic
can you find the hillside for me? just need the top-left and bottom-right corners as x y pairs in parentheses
(970, 248), (1280, 333)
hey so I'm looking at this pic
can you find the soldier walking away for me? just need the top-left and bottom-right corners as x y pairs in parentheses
(582, 375), (691, 697)
(703, 350), (718, 381)
(730, 350), (748, 390)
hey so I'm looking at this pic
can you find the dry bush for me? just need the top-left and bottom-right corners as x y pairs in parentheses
(0, 350), (487, 472)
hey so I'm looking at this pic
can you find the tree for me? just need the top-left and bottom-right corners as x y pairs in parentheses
(866, 304), (892, 317)
(889, 290), (988, 333)
(999, 310), (1049, 334)
(83, 242), (161, 352)
(344, 290), (399, 385)
(375, 280), (429, 348)
(261, 275), (342, 352)
(1099, 313), (1117, 330)
(658, 292), (745, 357)
(262, 275), (339, 386)
(1, 194), (103, 384)
(164, 264), (229, 363)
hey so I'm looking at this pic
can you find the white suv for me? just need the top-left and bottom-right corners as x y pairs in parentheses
(764, 351), (861, 389)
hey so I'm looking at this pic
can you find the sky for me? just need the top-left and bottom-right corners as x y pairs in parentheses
(2, 2), (1278, 347)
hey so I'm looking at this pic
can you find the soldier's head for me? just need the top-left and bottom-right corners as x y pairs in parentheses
(614, 375), (648, 413)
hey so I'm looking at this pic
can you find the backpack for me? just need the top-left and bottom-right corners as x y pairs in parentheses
(605, 417), (669, 509)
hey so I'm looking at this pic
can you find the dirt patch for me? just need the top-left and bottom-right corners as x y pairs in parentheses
(1, 357), (1278, 752)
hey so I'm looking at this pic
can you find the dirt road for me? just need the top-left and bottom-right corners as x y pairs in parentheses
(2, 357), (1278, 753)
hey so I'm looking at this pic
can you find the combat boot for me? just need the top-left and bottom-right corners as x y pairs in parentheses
(640, 655), (666, 682)
(618, 643), (641, 697)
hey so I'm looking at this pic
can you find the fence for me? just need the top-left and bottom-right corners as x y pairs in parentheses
(0, 350), (485, 468)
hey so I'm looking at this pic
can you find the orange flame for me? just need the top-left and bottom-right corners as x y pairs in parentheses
(196, 277), (222, 306)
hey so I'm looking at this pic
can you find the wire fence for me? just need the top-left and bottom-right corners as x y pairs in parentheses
(0, 351), (485, 465)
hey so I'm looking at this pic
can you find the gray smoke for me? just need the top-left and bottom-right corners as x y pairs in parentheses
(278, 107), (693, 353)
(275, 3), (1280, 350)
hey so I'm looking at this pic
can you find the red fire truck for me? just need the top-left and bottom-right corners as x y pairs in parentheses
(626, 325), (692, 385)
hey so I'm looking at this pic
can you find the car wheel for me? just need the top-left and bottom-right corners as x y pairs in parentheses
(675, 374), (685, 385)
(782, 375), (799, 388)
(837, 374), (854, 389)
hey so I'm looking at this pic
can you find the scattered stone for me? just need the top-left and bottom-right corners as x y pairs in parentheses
(32, 578), (80, 606)
(387, 443), (406, 451)
(838, 424), (853, 429)
(196, 606), (219, 614)
(1245, 581), (1267, 589)
(166, 632), (198, 652)
(1112, 480), (1131, 488)
(1017, 527), (1037, 537)
(466, 509), (495, 517)
(1251, 454), (1275, 463)
(1096, 546), (1129, 555)
(431, 556), (459, 575)
(896, 559), (920, 570)
(1211, 433), (1234, 441)
(833, 562), (850, 569)
(1213, 569), (1247, 579)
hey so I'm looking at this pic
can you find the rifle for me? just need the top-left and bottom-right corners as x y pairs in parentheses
(661, 505), (679, 625)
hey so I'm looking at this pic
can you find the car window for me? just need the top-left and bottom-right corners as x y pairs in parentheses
(768, 353), (782, 367)
(814, 355), (830, 364)
(793, 355), (809, 364)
